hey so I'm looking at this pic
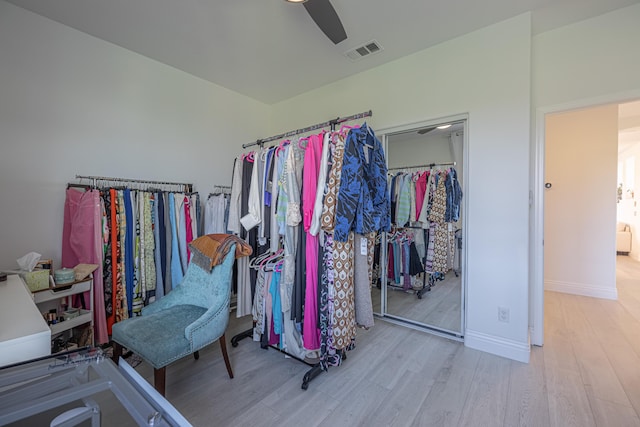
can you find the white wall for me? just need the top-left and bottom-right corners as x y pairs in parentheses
(0, 1), (271, 270)
(533, 3), (640, 109)
(544, 105), (619, 299)
(387, 133), (454, 169)
(271, 14), (533, 362)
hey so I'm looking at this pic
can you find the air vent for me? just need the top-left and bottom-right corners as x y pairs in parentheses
(344, 40), (383, 61)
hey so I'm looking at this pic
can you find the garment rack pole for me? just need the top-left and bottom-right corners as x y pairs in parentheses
(242, 109), (372, 149)
(74, 175), (193, 192)
(387, 161), (456, 172)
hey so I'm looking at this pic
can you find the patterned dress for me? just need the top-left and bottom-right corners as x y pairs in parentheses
(429, 174), (449, 273)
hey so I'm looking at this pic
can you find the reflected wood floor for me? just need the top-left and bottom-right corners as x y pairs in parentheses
(53, 256), (640, 426)
(372, 270), (462, 332)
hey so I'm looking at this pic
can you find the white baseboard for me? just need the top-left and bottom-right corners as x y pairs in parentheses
(465, 329), (530, 363)
(545, 280), (618, 300)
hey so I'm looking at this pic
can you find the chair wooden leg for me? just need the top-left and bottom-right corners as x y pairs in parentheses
(154, 367), (166, 397)
(193, 351), (199, 360)
(112, 342), (123, 364)
(219, 333), (233, 379)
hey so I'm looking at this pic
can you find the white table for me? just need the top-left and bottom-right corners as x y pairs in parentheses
(0, 274), (51, 367)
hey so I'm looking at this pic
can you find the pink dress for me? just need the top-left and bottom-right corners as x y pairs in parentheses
(302, 133), (324, 350)
(415, 171), (428, 219)
(62, 188), (108, 345)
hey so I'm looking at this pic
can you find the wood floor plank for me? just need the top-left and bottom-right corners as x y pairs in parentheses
(356, 369), (435, 427)
(457, 352), (511, 427)
(585, 391), (640, 427)
(317, 379), (391, 427)
(503, 346), (551, 427)
(560, 293), (632, 407)
(411, 345), (480, 427)
(545, 366), (596, 427)
(578, 295), (640, 416)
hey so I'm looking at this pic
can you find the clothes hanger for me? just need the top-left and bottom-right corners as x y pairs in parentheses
(264, 251), (284, 271)
(276, 139), (290, 155)
(339, 123), (359, 135)
(249, 249), (274, 268)
(298, 134), (313, 149)
(258, 248), (283, 270)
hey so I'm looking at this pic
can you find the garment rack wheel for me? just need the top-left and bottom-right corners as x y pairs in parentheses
(301, 365), (323, 390)
(231, 328), (252, 347)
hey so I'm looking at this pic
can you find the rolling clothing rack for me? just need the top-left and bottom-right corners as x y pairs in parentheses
(233, 109), (374, 390)
(242, 109), (372, 149)
(73, 175), (193, 192)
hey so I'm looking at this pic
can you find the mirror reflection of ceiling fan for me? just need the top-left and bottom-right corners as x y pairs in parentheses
(417, 127), (437, 135)
(417, 123), (457, 135)
(286, 0), (347, 45)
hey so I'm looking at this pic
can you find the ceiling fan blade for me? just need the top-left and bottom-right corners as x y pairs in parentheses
(417, 127), (436, 135)
(303, 0), (347, 45)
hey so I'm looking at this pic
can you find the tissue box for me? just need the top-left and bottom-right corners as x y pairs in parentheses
(23, 270), (50, 292)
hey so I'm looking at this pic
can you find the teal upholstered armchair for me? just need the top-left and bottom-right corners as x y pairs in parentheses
(111, 245), (236, 396)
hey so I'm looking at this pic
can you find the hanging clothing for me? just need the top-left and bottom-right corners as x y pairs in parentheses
(354, 232), (375, 328)
(334, 125), (390, 242)
(228, 158), (243, 235)
(163, 192), (173, 294)
(429, 175), (449, 273)
(102, 191), (113, 331)
(332, 232), (356, 350)
(415, 172), (427, 219)
(302, 133), (323, 351)
(61, 188), (109, 345)
(116, 190), (128, 323)
(321, 132), (346, 233)
(152, 193), (164, 301)
(168, 193), (183, 287)
(310, 132), (331, 236)
(395, 174), (411, 227)
(205, 194), (228, 235)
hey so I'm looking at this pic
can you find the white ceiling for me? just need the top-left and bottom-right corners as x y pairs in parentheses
(6, 0), (639, 104)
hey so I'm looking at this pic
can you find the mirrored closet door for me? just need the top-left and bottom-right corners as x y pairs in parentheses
(372, 117), (466, 340)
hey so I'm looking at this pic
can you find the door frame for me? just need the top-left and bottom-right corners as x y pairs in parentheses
(530, 89), (640, 346)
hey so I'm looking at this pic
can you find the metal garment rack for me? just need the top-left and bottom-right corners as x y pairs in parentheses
(242, 109), (372, 149)
(209, 184), (232, 197)
(388, 161), (456, 172)
(73, 174), (193, 193)
(233, 110), (373, 389)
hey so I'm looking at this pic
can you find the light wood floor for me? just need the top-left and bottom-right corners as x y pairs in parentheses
(372, 270), (462, 333)
(16, 256), (639, 426)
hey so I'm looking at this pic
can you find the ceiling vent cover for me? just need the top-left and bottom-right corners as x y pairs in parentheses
(344, 40), (383, 61)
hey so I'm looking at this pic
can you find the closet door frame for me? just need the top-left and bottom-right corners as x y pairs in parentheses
(376, 113), (469, 342)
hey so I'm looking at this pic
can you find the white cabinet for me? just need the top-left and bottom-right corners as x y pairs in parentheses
(33, 278), (94, 351)
(0, 275), (51, 367)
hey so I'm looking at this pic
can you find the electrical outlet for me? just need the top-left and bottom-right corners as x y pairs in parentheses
(498, 307), (510, 323)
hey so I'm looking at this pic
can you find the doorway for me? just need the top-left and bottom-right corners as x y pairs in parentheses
(531, 97), (640, 346)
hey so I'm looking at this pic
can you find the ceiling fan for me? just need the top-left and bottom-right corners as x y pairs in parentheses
(417, 123), (455, 134)
(287, 0), (347, 45)
(417, 127), (437, 135)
